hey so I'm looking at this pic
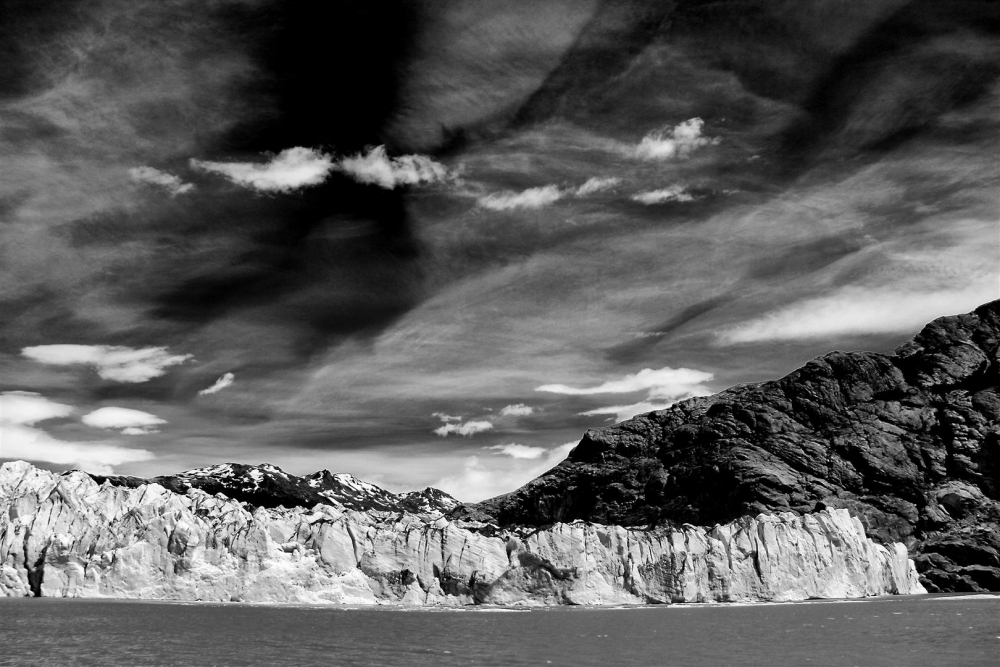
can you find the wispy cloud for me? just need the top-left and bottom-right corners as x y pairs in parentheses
(434, 442), (575, 502)
(191, 147), (334, 193)
(487, 443), (545, 459)
(579, 401), (676, 423)
(499, 403), (533, 417)
(21, 345), (191, 383)
(432, 412), (462, 423)
(718, 284), (1000, 344)
(433, 419), (494, 437)
(128, 166), (194, 196)
(479, 185), (564, 210)
(191, 145), (450, 192)
(478, 177), (623, 210)
(198, 372), (235, 396)
(336, 145), (449, 189)
(575, 177), (621, 196)
(82, 407), (166, 434)
(631, 185), (694, 204)
(634, 118), (719, 160)
(0, 392), (153, 474)
(537, 367), (713, 397)
(539, 367), (715, 424)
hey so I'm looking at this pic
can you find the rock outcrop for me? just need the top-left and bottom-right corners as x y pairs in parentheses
(464, 301), (1000, 592)
(1, 461), (922, 604)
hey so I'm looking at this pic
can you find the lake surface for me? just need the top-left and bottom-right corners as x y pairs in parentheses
(1, 594), (997, 666)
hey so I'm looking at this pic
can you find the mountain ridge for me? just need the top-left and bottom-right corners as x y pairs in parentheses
(88, 463), (460, 517)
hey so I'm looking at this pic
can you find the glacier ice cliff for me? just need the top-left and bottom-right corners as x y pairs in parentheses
(1, 461), (923, 604)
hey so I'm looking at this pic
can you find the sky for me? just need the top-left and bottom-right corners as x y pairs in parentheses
(2, 0), (998, 501)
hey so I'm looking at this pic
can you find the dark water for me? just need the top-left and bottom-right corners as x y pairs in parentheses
(1, 595), (997, 667)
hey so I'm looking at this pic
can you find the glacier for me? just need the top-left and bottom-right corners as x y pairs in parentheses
(1, 461), (924, 604)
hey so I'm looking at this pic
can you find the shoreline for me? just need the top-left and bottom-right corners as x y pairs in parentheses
(2, 592), (993, 611)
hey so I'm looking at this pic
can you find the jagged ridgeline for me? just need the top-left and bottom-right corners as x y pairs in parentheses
(463, 300), (1000, 593)
(0, 301), (996, 603)
(88, 463), (461, 516)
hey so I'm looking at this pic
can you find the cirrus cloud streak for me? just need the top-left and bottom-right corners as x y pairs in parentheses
(540, 367), (715, 425)
(718, 284), (999, 344)
(537, 367), (714, 397)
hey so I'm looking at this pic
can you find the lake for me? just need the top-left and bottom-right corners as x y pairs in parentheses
(1, 594), (997, 666)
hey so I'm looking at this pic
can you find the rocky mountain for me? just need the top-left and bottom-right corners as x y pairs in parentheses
(90, 463), (460, 517)
(461, 300), (1000, 593)
(1, 461), (921, 604)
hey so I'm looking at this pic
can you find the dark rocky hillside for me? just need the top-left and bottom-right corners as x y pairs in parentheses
(460, 301), (1000, 592)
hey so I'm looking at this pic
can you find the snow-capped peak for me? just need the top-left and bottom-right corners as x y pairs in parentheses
(94, 462), (461, 516)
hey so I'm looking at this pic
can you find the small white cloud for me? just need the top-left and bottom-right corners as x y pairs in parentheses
(21, 345), (191, 383)
(479, 185), (564, 211)
(634, 118), (719, 160)
(576, 177), (621, 196)
(487, 443), (546, 459)
(499, 403), (534, 417)
(432, 412), (462, 423)
(190, 147), (334, 193)
(631, 185), (694, 205)
(433, 420), (493, 437)
(82, 407), (166, 434)
(198, 372), (235, 396)
(717, 284), (1000, 344)
(433, 442), (575, 502)
(0, 392), (153, 474)
(128, 166), (194, 196)
(336, 145), (449, 189)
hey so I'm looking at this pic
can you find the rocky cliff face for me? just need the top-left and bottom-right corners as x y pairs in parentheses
(464, 301), (1000, 593)
(1, 461), (922, 604)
